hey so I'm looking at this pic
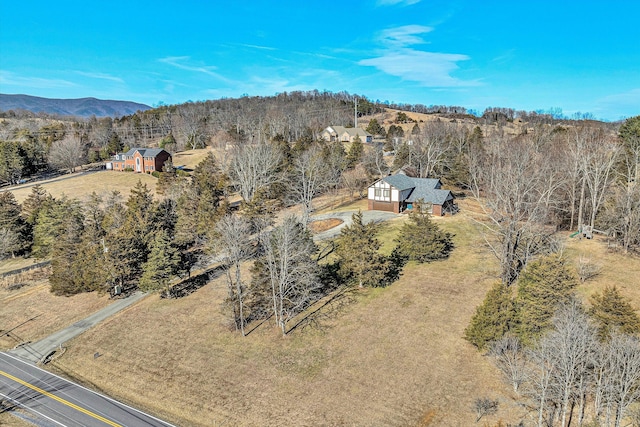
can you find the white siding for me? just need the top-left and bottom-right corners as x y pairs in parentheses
(391, 188), (399, 202)
(369, 181), (392, 202)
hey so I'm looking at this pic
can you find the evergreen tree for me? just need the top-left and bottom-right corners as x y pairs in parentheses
(21, 185), (52, 227)
(394, 207), (454, 263)
(49, 201), (86, 295)
(514, 255), (578, 345)
(589, 285), (640, 340)
(139, 230), (181, 293)
(32, 197), (77, 259)
(366, 118), (385, 137)
(346, 135), (364, 169)
(0, 192), (28, 258)
(393, 142), (411, 170)
(0, 141), (25, 185)
(464, 281), (515, 350)
(335, 211), (394, 288)
(104, 181), (154, 287)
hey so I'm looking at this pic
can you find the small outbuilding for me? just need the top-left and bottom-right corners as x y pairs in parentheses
(367, 174), (456, 215)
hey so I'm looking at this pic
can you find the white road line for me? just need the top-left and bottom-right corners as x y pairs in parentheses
(0, 390), (68, 427)
(1, 352), (177, 426)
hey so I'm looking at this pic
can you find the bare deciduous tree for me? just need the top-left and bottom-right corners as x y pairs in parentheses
(471, 134), (563, 285)
(260, 215), (322, 335)
(490, 335), (527, 393)
(286, 146), (333, 225)
(229, 143), (282, 203)
(48, 133), (86, 172)
(213, 214), (254, 335)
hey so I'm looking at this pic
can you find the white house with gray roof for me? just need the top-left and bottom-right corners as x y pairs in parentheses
(321, 126), (372, 143)
(367, 173), (456, 215)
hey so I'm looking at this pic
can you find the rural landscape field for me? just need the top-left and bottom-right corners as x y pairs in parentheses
(2, 1), (640, 426)
(2, 98), (640, 427)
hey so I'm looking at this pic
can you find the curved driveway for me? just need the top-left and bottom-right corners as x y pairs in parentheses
(311, 210), (401, 240)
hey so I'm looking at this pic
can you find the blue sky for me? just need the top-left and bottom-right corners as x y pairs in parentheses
(1, 0), (638, 121)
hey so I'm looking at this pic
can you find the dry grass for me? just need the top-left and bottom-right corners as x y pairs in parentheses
(51, 211), (520, 427)
(8, 170), (158, 204)
(0, 258), (35, 275)
(172, 148), (213, 170)
(0, 412), (34, 426)
(0, 278), (111, 350)
(5, 148), (213, 204)
(5, 192), (640, 426)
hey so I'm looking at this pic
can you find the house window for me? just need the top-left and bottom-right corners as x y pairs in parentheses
(383, 189), (390, 199)
(375, 188), (381, 198)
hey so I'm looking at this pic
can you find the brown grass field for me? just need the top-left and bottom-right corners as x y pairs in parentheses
(2, 192), (640, 425)
(4, 148), (213, 204)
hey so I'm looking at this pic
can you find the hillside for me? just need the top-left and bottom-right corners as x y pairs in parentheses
(0, 94), (151, 117)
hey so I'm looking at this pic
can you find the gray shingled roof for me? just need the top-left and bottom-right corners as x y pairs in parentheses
(406, 187), (453, 205)
(381, 174), (416, 191)
(380, 175), (453, 205)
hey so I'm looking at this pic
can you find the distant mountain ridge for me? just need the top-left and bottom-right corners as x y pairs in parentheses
(0, 94), (152, 117)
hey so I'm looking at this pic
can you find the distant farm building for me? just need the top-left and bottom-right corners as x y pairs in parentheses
(108, 148), (171, 173)
(321, 126), (373, 143)
(367, 173), (456, 216)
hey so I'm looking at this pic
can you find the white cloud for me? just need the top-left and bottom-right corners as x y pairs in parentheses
(380, 25), (433, 47)
(0, 70), (75, 89)
(594, 88), (640, 120)
(75, 71), (124, 83)
(359, 25), (478, 87)
(158, 56), (231, 83)
(377, 0), (422, 6)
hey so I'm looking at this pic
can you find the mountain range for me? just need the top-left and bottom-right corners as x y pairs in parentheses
(0, 94), (151, 118)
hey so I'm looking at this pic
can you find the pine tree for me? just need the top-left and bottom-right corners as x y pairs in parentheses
(346, 135), (364, 169)
(589, 286), (640, 340)
(393, 142), (411, 169)
(0, 192), (28, 258)
(514, 255), (578, 345)
(366, 118), (385, 137)
(394, 208), (454, 263)
(49, 201), (86, 295)
(21, 185), (52, 227)
(335, 211), (393, 288)
(139, 230), (181, 293)
(464, 281), (515, 350)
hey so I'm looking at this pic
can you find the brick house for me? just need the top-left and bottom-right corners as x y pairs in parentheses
(109, 148), (171, 173)
(367, 173), (456, 215)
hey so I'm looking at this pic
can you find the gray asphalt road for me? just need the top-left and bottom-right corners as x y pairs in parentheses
(311, 210), (401, 240)
(10, 292), (147, 364)
(0, 352), (175, 427)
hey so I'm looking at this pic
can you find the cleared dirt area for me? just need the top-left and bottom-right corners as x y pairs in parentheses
(308, 218), (343, 234)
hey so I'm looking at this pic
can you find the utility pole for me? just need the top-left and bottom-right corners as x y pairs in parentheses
(354, 97), (358, 128)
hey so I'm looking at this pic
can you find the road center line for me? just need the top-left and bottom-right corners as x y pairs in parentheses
(0, 370), (123, 427)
